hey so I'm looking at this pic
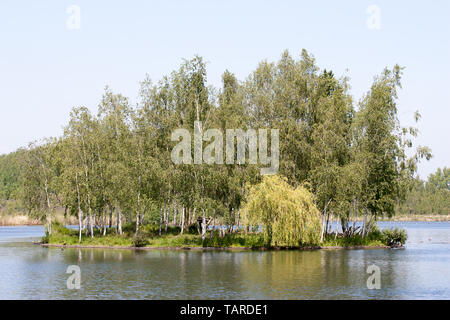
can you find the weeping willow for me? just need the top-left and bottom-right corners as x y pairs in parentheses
(243, 175), (321, 247)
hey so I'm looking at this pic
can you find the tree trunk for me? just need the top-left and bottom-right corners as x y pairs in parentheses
(164, 204), (168, 234)
(366, 212), (374, 236)
(44, 182), (52, 235)
(320, 199), (332, 242)
(334, 213), (339, 239)
(117, 207), (122, 235)
(89, 212), (94, 238)
(236, 208), (241, 234)
(136, 192), (141, 234)
(210, 216), (215, 240)
(109, 206), (113, 228)
(181, 206), (185, 235)
(173, 202), (177, 226)
(78, 210), (83, 243)
(193, 208), (196, 227)
(185, 208), (190, 233)
(103, 209), (107, 236)
(201, 208), (207, 241)
(141, 210), (145, 225)
(320, 211), (326, 243)
(362, 207), (368, 238)
(159, 207), (162, 236)
(325, 212), (330, 237)
(47, 210), (52, 236)
(135, 211), (140, 234)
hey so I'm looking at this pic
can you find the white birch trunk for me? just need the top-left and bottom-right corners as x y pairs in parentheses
(201, 208), (207, 241)
(362, 207), (368, 238)
(117, 207), (122, 235)
(159, 207), (162, 236)
(181, 206), (185, 235)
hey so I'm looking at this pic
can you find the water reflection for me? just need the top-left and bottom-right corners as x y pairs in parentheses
(0, 223), (449, 299)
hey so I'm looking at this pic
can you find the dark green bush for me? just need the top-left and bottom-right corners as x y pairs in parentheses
(131, 233), (149, 247)
(121, 223), (136, 234)
(186, 224), (200, 235)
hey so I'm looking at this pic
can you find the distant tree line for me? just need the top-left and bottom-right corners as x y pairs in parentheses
(0, 50), (434, 241)
(396, 168), (449, 216)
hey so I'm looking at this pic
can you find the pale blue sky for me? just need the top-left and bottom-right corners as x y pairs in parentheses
(0, 0), (448, 178)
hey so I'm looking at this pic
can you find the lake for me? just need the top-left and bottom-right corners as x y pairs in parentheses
(0, 222), (449, 299)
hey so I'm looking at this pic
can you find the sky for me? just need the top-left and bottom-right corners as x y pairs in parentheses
(0, 0), (448, 179)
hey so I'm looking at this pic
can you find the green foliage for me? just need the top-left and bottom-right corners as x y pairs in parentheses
(131, 233), (149, 247)
(428, 167), (450, 191)
(321, 224), (406, 247)
(321, 234), (384, 247)
(381, 228), (408, 246)
(243, 175), (322, 247)
(139, 224), (182, 237)
(397, 169), (450, 216)
(185, 224), (200, 235)
(44, 221), (405, 249)
(202, 232), (265, 248)
(51, 222), (77, 236)
(0, 152), (23, 200)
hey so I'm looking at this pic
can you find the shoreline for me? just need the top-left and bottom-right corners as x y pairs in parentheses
(36, 242), (397, 251)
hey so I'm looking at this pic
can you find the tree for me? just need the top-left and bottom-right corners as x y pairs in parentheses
(21, 139), (59, 234)
(353, 65), (431, 235)
(243, 175), (321, 247)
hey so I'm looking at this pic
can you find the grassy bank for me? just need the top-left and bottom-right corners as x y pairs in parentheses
(41, 223), (406, 250)
(42, 223), (266, 249)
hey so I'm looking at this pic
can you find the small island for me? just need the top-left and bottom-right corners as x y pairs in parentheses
(38, 221), (406, 251)
(39, 176), (408, 251)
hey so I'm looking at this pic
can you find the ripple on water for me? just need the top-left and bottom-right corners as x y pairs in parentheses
(0, 223), (449, 299)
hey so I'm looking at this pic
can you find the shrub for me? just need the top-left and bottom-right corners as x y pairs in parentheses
(366, 224), (382, 240)
(122, 223), (136, 234)
(186, 224), (200, 235)
(131, 233), (149, 247)
(381, 228), (407, 246)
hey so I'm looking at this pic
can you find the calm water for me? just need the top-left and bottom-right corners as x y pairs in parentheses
(0, 222), (449, 300)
